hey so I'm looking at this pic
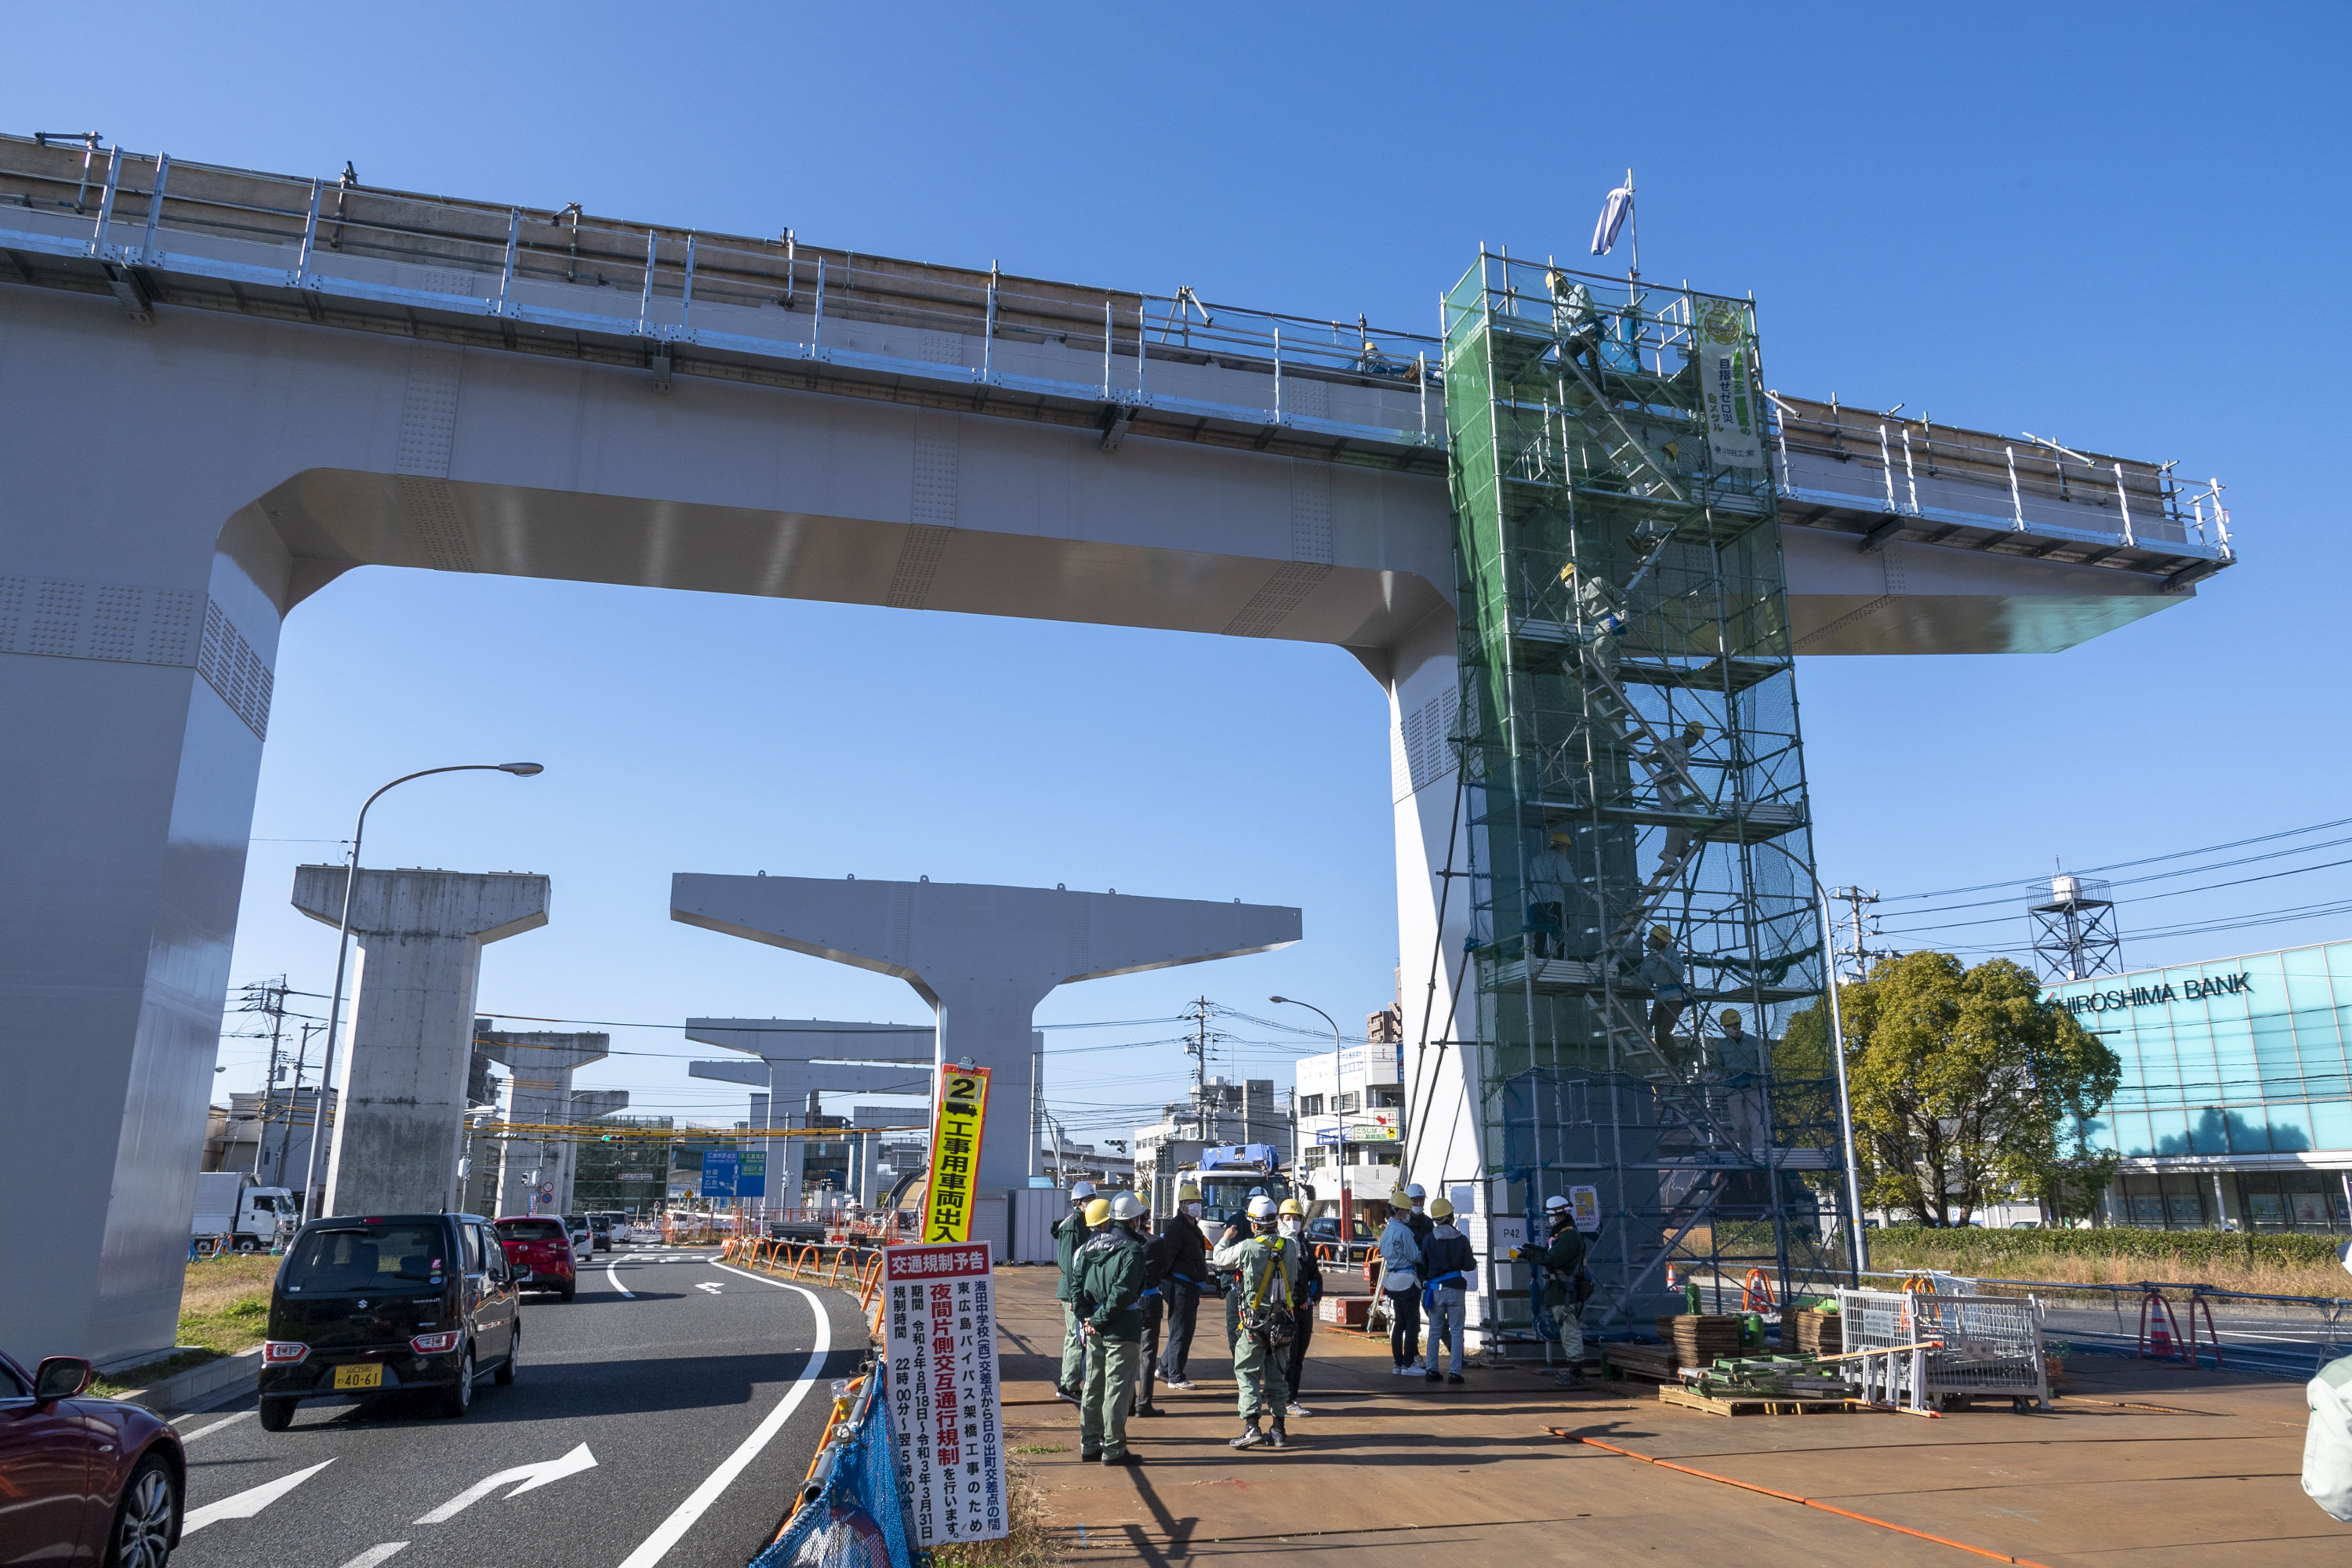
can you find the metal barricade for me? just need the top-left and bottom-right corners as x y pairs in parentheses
(1836, 1287), (2049, 1410)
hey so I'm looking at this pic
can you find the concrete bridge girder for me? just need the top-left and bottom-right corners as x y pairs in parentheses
(0, 176), (2206, 1365)
(685, 1036), (934, 1209)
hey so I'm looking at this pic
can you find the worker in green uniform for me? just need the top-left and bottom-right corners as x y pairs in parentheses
(1516, 1192), (1588, 1387)
(1053, 1179), (1098, 1402)
(1073, 1190), (1150, 1466)
(1213, 1193), (1301, 1450)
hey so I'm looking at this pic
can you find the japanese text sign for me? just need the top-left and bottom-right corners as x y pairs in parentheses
(924, 1066), (990, 1243)
(883, 1241), (1006, 1547)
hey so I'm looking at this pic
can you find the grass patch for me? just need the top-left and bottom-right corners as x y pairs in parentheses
(91, 1253), (281, 1396)
(933, 1457), (1058, 1568)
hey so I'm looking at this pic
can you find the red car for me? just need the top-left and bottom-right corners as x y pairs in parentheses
(492, 1216), (577, 1301)
(0, 1348), (183, 1566)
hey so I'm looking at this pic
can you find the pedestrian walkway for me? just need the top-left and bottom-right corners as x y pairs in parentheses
(985, 1265), (2352, 1566)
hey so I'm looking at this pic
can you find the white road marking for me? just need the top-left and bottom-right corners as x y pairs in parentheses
(695, 1282), (724, 1295)
(607, 1260), (634, 1298)
(182, 1459), (336, 1534)
(414, 1443), (599, 1524)
(615, 1262), (832, 1568)
(336, 1544), (409, 1568)
(176, 1410), (253, 1443)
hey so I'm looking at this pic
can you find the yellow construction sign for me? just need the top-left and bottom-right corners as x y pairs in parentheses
(923, 1065), (991, 1243)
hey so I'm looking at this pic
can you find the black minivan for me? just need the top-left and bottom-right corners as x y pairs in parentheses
(258, 1212), (521, 1431)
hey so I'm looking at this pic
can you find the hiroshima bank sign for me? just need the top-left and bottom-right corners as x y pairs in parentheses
(2061, 972), (2254, 1015)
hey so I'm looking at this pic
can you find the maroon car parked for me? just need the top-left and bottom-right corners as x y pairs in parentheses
(492, 1216), (577, 1301)
(0, 1348), (183, 1566)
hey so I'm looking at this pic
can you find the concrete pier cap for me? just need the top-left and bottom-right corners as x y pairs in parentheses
(474, 1027), (609, 1217)
(670, 874), (1301, 1253)
(684, 1020), (936, 1208)
(291, 866), (549, 1217)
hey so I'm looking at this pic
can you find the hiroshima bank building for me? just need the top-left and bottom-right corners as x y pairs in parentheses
(2058, 938), (2352, 1233)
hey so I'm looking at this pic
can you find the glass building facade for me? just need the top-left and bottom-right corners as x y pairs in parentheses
(2057, 939), (2352, 1232)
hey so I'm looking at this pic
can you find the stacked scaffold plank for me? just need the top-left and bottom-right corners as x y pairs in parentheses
(1668, 1314), (1744, 1367)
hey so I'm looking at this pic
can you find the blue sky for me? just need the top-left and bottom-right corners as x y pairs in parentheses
(15, 2), (2343, 1142)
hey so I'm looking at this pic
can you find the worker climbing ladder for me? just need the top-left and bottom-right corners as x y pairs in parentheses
(1441, 251), (1848, 1328)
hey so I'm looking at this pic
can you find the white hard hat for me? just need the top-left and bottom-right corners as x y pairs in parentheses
(1544, 1194), (1572, 1213)
(2341, 1240), (2352, 1280)
(1110, 1192), (1145, 1221)
(1070, 1180), (1097, 1200)
(1406, 1183), (1427, 1200)
(1247, 1194), (1278, 1221)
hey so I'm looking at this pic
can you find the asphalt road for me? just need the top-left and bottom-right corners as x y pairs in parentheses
(165, 1244), (869, 1568)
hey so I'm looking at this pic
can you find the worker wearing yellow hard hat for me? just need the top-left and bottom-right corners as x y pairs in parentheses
(1421, 1197), (1478, 1384)
(1156, 1184), (1209, 1392)
(1275, 1199), (1324, 1417)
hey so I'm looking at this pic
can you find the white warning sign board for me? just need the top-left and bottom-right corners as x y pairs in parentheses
(883, 1240), (1007, 1548)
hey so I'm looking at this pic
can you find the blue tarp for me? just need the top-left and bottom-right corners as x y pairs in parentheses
(750, 1367), (916, 1568)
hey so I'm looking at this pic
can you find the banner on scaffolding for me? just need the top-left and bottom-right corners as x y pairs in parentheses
(882, 1241), (1007, 1548)
(922, 1065), (991, 1243)
(1699, 338), (1765, 468)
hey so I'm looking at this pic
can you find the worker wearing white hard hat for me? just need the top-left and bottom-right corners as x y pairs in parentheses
(1213, 1192), (1301, 1450)
(1156, 1183), (1209, 1392)
(1515, 1194), (1591, 1387)
(1052, 1181), (1099, 1403)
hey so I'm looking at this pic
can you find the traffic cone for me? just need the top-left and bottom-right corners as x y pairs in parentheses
(2147, 1318), (2173, 1359)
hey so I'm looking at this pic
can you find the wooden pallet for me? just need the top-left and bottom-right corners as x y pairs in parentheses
(1658, 1383), (1853, 1417)
(1602, 1344), (1681, 1383)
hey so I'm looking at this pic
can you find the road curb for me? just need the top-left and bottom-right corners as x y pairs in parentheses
(126, 1345), (263, 1415)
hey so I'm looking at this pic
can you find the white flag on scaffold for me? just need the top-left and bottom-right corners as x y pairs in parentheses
(1590, 183), (1633, 257)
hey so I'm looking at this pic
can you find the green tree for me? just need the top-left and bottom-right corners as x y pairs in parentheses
(1781, 953), (2121, 1227)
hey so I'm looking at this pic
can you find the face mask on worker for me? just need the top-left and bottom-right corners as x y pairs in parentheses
(1279, 1218), (1302, 1237)
(1184, 1202), (1201, 1219)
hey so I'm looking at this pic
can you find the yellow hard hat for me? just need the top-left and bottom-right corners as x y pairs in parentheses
(1720, 1008), (1743, 1029)
(1277, 1198), (1305, 1218)
(1649, 924), (1671, 945)
(1177, 1183), (1202, 1203)
(1558, 561), (1577, 582)
(1428, 1197), (1454, 1220)
(1083, 1197), (1111, 1226)
(1388, 1185), (1412, 1207)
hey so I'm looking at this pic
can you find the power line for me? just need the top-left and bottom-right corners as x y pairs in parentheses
(1881, 814), (2352, 903)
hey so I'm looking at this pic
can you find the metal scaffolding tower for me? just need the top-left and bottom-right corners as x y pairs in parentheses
(2028, 875), (2122, 983)
(1442, 252), (1846, 1329)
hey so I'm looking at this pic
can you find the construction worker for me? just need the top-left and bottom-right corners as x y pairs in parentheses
(1377, 1189), (1424, 1376)
(1052, 1179), (1098, 1403)
(1403, 1183), (1434, 1247)
(1419, 1197), (1476, 1383)
(2303, 1245), (2352, 1519)
(1715, 1007), (1757, 1076)
(1156, 1182), (1208, 1391)
(1134, 1196), (1171, 1417)
(1073, 1192), (1149, 1466)
(1213, 1194), (1301, 1450)
(1558, 561), (1626, 676)
(1516, 1193), (1589, 1387)
(1642, 720), (1708, 875)
(1524, 826), (1577, 959)
(1276, 1199), (1323, 1417)
(1628, 924), (1690, 1069)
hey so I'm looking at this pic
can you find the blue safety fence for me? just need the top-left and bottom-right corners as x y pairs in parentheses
(750, 1363), (918, 1568)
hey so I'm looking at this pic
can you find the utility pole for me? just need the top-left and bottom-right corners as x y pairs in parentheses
(236, 977), (291, 1176)
(1183, 996), (1211, 1097)
(275, 1021), (321, 1192)
(1829, 887), (1893, 982)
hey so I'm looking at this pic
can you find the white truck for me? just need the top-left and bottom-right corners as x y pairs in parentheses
(192, 1171), (296, 1253)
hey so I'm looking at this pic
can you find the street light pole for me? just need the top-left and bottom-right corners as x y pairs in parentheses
(1807, 877), (1868, 1278)
(1271, 996), (1350, 1240)
(297, 761), (545, 1219)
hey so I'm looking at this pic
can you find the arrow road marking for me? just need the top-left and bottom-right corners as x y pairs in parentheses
(617, 1263), (832, 1568)
(336, 1545), (409, 1568)
(414, 1443), (597, 1524)
(607, 1260), (634, 1298)
(182, 1459), (336, 1534)
(695, 1281), (724, 1295)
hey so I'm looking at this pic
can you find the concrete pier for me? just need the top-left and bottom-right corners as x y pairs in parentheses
(475, 1029), (610, 1217)
(291, 867), (548, 1218)
(684, 1020), (932, 1208)
(671, 877), (1299, 1255)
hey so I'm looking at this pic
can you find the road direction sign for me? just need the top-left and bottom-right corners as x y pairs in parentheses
(700, 1149), (739, 1199)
